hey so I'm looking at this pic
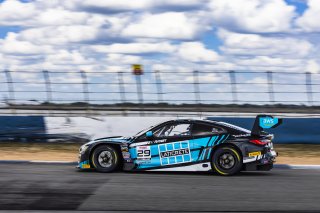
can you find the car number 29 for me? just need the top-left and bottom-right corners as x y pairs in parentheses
(136, 146), (151, 159)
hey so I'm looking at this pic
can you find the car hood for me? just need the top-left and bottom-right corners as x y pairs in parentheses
(86, 136), (132, 145)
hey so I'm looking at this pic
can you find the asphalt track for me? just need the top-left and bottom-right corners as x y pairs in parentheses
(0, 163), (320, 212)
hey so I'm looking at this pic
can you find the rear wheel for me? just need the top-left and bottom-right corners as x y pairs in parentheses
(91, 145), (119, 173)
(212, 146), (242, 176)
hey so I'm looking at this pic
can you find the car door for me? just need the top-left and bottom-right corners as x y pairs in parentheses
(190, 122), (227, 163)
(131, 121), (193, 170)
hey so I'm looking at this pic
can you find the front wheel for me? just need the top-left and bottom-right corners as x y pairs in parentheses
(91, 145), (120, 173)
(211, 146), (242, 176)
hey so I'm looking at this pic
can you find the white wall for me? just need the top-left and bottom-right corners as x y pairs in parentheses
(45, 116), (192, 139)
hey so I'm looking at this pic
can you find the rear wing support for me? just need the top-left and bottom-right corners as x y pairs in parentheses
(251, 114), (282, 137)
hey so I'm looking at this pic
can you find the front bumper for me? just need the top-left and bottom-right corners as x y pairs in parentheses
(77, 145), (92, 170)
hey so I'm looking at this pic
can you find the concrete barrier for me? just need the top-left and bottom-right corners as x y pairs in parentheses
(0, 115), (319, 144)
(207, 117), (320, 144)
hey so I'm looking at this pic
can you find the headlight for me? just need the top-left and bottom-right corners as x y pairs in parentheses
(79, 144), (89, 154)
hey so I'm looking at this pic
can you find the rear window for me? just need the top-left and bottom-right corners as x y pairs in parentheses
(217, 122), (251, 135)
(192, 123), (225, 136)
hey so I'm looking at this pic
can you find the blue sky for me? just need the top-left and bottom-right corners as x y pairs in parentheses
(0, 0), (319, 105)
(0, 0), (319, 73)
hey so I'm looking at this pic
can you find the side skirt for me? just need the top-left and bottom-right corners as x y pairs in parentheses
(146, 162), (212, 172)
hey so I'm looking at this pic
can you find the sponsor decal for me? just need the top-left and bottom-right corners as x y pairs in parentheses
(136, 160), (151, 164)
(136, 146), (151, 160)
(158, 141), (191, 165)
(233, 134), (251, 138)
(248, 151), (261, 157)
(160, 148), (189, 158)
(122, 152), (131, 159)
(121, 144), (129, 152)
(149, 139), (167, 144)
(131, 139), (167, 147)
(121, 147), (129, 152)
(79, 160), (90, 169)
(259, 117), (279, 129)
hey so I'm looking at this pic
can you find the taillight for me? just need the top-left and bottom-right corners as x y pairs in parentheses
(249, 139), (269, 146)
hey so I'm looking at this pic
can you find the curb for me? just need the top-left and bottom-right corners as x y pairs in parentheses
(0, 160), (320, 170)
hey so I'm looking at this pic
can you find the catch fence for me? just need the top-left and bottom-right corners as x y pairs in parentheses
(0, 70), (319, 106)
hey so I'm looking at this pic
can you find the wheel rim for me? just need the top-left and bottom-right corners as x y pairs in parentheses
(218, 152), (235, 170)
(98, 150), (114, 168)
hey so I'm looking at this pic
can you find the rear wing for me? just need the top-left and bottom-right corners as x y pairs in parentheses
(251, 114), (282, 137)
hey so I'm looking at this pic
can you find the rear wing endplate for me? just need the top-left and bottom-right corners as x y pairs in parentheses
(251, 114), (282, 137)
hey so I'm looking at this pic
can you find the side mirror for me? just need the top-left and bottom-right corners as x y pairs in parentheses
(146, 131), (153, 138)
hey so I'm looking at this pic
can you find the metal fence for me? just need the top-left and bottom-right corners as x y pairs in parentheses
(0, 70), (319, 106)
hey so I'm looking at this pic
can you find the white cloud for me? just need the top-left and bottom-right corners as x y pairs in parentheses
(208, 0), (296, 33)
(66, 0), (153, 11)
(45, 50), (92, 65)
(306, 59), (320, 73)
(0, 33), (53, 55)
(35, 8), (89, 26)
(122, 12), (207, 39)
(0, 0), (37, 25)
(65, 0), (207, 12)
(218, 30), (313, 58)
(105, 54), (142, 65)
(178, 42), (219, 63)
(0, 0), (318, 76)
(90, 42), (176, 54)
(233, 56), (304, 71)
(18, 25), (102, 45)
(296, 0), (320, 32)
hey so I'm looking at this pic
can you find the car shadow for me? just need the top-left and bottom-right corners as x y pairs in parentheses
(125, 170), (274, 177)
(77, 168), (274, 176)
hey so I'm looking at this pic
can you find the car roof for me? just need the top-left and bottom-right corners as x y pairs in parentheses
(169, 119), (251, 133)
(168, 118), (220, 124)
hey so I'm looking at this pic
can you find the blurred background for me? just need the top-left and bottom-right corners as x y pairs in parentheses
(0, 0), (319, 164)
(0, 68), (319, 164)
(1, 1), (320, 211)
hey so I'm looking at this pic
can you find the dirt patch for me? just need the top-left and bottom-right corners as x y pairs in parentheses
(0, 143), (319, 165)
(274, 144), (320, 165)
(0, 142), (80, 161)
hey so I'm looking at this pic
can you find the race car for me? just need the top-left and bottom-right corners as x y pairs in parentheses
(78, 114), (281, 175)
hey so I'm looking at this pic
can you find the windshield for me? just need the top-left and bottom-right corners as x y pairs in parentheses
(133, 120), (170, 138)
(133, 126), (154, 137)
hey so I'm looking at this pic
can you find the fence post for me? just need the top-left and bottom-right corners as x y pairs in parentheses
(135, 75), (143, 104)
(155, 70), (163, 103)
(193, 70), (201, 105)
(4, 70), (15, 104)
(267, 71), (275, 103)
(135, 74), (144, 116)
(117, 72), (126, 103)
(43, 70), (52, 103)
(80, 70), (90, 103)
(305, 72), (313, 105)
(229, 70), (238, 103)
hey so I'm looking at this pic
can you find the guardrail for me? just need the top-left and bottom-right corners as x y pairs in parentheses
(0, 70), (319, 106)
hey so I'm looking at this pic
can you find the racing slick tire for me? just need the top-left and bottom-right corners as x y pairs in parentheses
(91, 145), (120, 173)
(212, 146), (242, 176)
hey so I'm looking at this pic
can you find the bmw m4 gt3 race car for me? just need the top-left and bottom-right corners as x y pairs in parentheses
(78, 115), (282, 176)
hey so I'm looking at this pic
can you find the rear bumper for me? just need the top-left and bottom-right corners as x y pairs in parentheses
(243, 149), (277, 171)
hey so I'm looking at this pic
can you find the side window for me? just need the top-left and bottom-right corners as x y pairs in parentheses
(192, 123), (224, 136)
(154, 123), (191, 137)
